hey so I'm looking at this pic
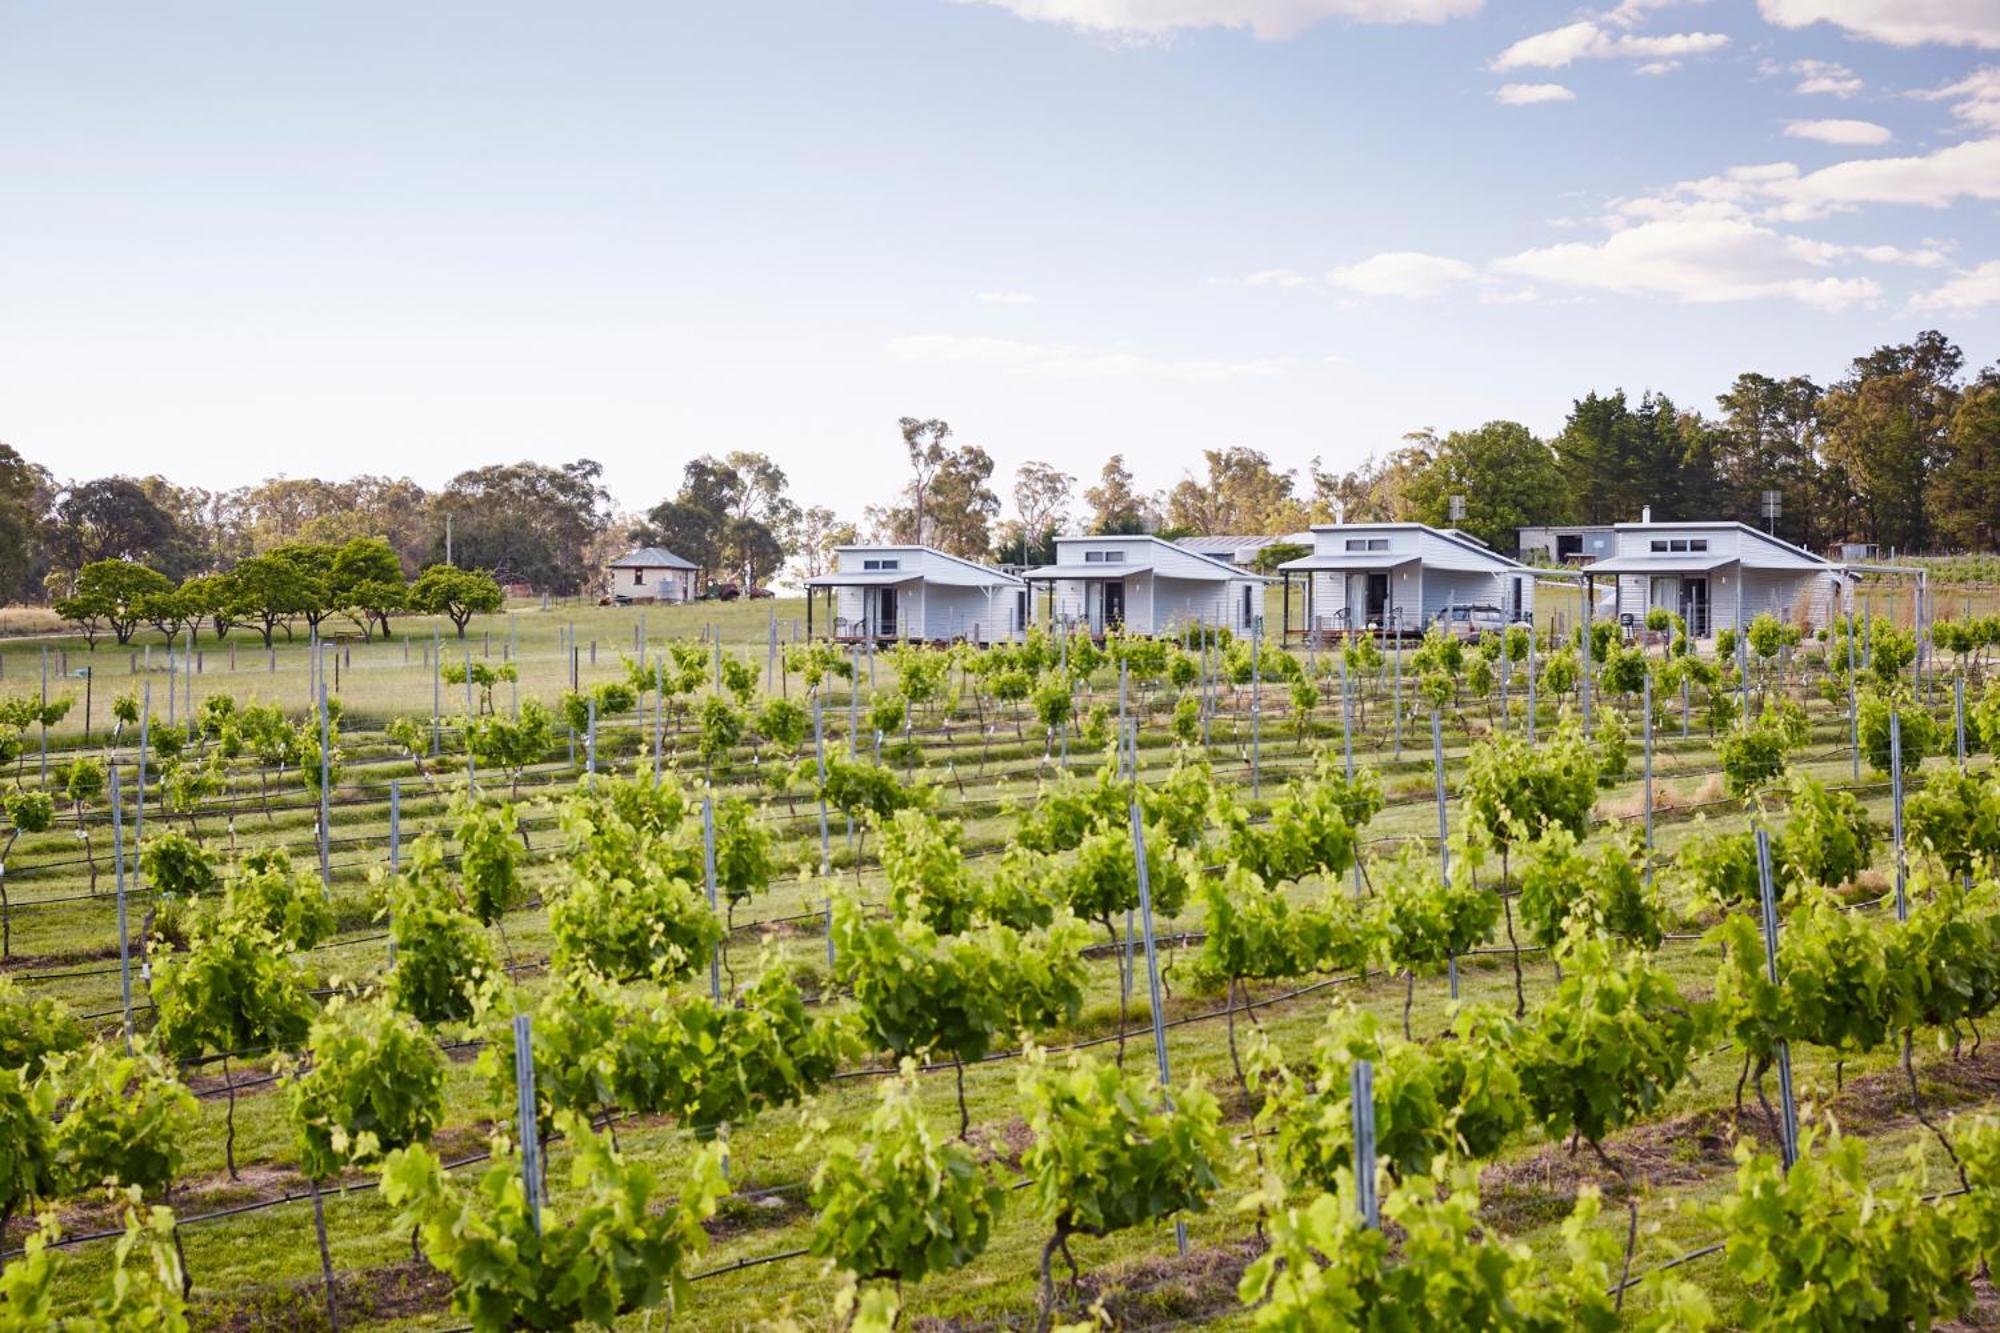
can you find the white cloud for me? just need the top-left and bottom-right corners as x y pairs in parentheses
(1910, 259), (2000, 309)
(884, 333), (1295, 381)
(1326, 251), (1479, 297)
(1914, 66), (2000, 129)
(1491, 20), (1727, 69)
(1783, 117), (1893, 144)
(1492, 216), (1880, 308)
(1634, 59), (1681, 74)
(975, 290), (1037, 304)
(1242, 267), (1317, 287)
(1790, 58), (1863, 96)
(1758, 0), (2000, 49)
(954, 0), (1481, 40)
(1603, 0), (1701, 26)
(1495, 81), (1577, 104)
(1613, 137), (2000, 222)
(1775, 135), (2000, 213)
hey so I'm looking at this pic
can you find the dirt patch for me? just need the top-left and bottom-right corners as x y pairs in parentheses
(1938, 1275), (2000, 1331)
(1480, 1040), (2000, 1235)
(1074, 1236), (1263, 1328)
(909, 1237), (1262, 1333)
(970, 1116), (1035, 1170)
(199, 1258), (452, 1332)
(703, 1188), (812, 1241)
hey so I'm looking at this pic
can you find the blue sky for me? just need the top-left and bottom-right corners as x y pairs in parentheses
(1, 0), (1995, 526)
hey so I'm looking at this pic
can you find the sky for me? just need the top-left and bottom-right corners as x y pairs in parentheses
(1, 0), (1997, 528)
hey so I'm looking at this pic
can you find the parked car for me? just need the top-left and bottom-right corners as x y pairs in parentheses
(1443, 604), (1505, 642)
(705, 582), (742, 602)
(746, 586), (776, 600)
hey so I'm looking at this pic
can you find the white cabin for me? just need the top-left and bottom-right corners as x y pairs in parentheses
(1022, 535), (1267, 637)
(1277, 523), (1535, 637)
(607, 547), (698, 603)
(804, 546), (1026, 644)
(1583, 522), (1847, 638)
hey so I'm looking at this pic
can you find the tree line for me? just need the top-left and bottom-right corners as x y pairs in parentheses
(54, 539), (506, 645)
(3, 328), (1992, 610)
(847, 327), (1999, 564)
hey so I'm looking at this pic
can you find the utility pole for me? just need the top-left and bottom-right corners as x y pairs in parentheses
(445, 512), (454, 566)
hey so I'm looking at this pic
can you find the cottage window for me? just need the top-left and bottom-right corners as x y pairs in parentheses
(1083, 551), (1124, 564)
(1650, 540), (1668, 552)
(1342, 538), (1389, 552)
(1690, 539), (1708, 552)
(863, 558), (900, 571)
(633, 569), (644, 585)
(1670, 539), (1689, 553)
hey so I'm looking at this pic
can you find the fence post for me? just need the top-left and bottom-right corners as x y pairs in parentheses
(318, 659), (332, 893)
(1736, 626), (1749, 719)
(1753, 829), (1800, 1169)
(1248, 615), (1262, 798)
(814, 697), (833, 968)
(1579, 591), (1593, 734)
(1392, 625), (1404, 760)
(136, 684), (149, 875)
(702, 797), (722, 1002)
(112, 766), (132, 1055)
(1335, 649), (1362, 901)
(512, 1015), (544, 1233)
(652, 659), (665, 784)
(1431, 708), (1458, 999)
(585, 698), (597, 783)
(1956, 675), (1966, 774)
(1642, 670), (1654, 885)
(1891, 710), (1907, 922)
(38, 647), (47, 783)
(1847, 612), (1860, 782)
(1350, 1059), (1379, 1229)
(1127, 804), (1188, 1258)
(431, 628), (441, 756)
(1526, 630), (1537, 745)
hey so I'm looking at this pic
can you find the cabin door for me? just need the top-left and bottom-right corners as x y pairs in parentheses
(1102, 581), (1125, 631)
(876, 587), (898, 638)
(1680, 579), (1709, 639)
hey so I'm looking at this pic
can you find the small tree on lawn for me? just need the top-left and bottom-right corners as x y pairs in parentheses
(56, 560), (174, 647)
(410, 564), (505, 639)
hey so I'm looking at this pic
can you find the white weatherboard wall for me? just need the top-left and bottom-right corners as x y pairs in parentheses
(1037, 536), (1261, 635)
(1294, 525), (1532, 631)
(1605, 524), (1841, 634)
(825, 546), (1024, 642)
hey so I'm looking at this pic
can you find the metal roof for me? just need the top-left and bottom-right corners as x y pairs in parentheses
(1583, 553), (1736, 575)
(608, 546), (697, 571)
(1275, 553), (1415, 572)
(1024, 561), (1266, 583)
(803, 570), (919, 587)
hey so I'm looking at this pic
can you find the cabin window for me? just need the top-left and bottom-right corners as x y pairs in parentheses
(1690, 539), (1708, 552)
(1343, 538), (1389, 552)
(862, 558), (900, 571)
(1670, 539), (1689, 553)
(1650, 540), (1668, 552)
(633, 569), (644, 585)
(1082, 551), (1125, 564)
